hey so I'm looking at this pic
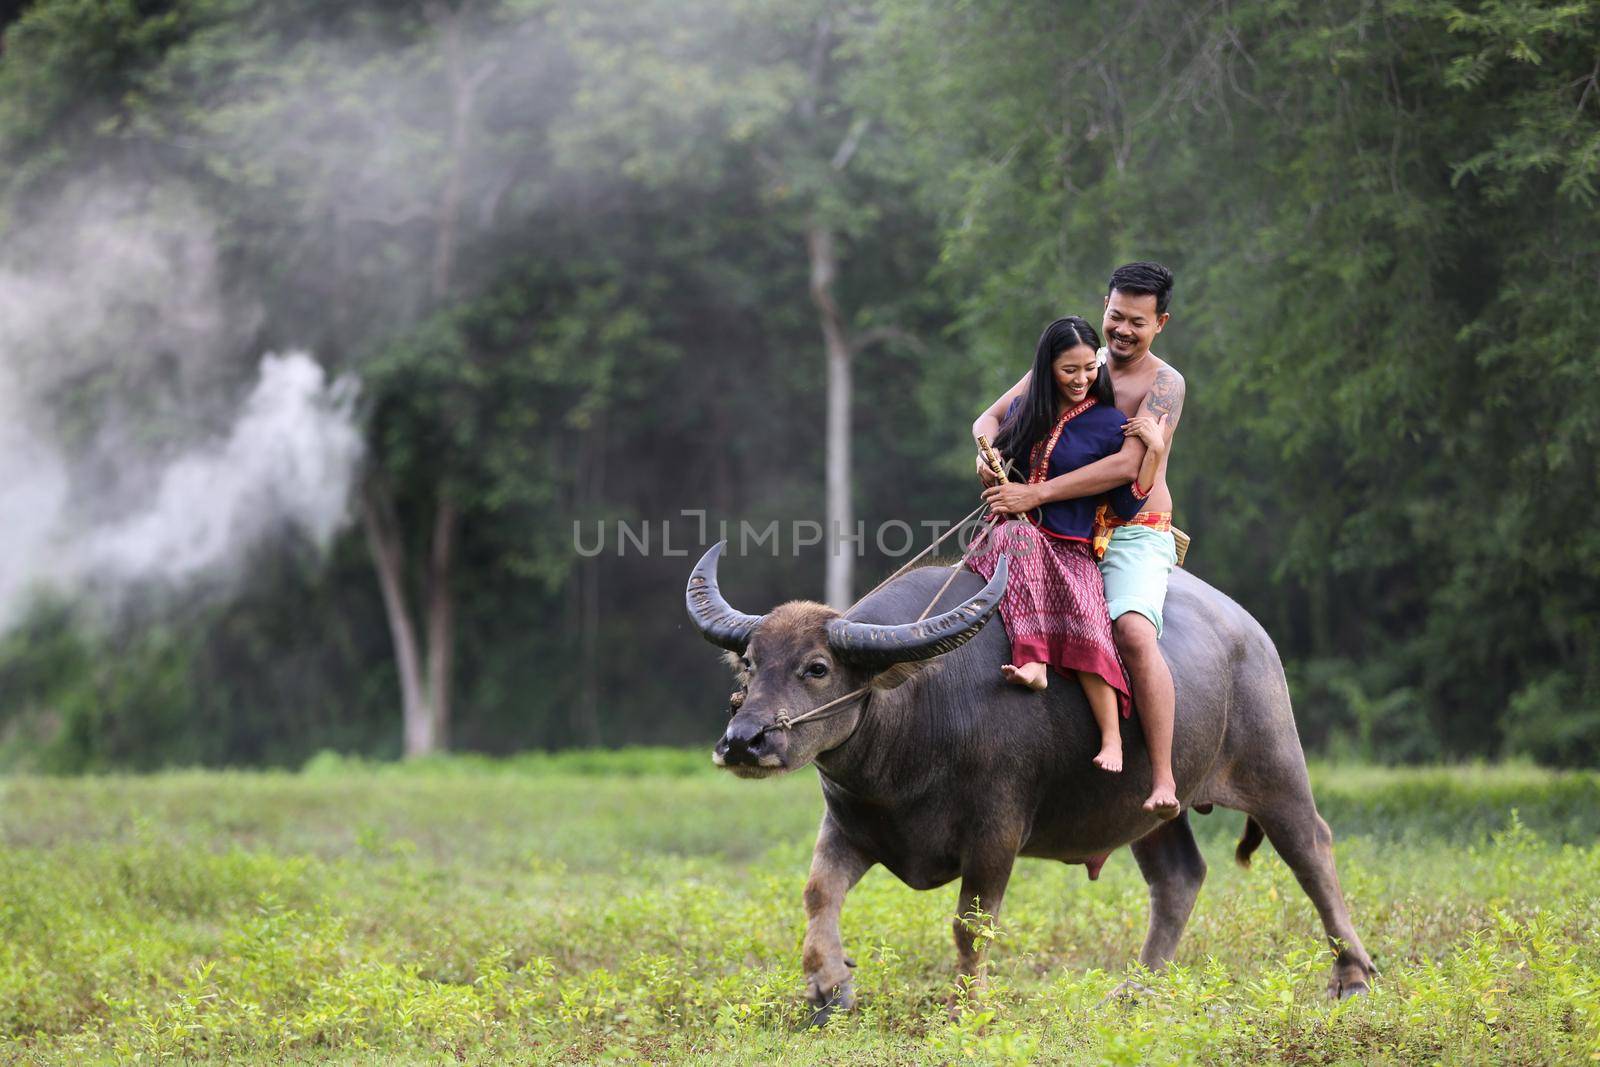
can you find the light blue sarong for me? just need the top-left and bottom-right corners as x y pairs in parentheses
(1098, 524), (1177, 638)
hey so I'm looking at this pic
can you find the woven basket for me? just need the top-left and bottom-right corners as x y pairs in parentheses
(1172, 526), (1191, 568)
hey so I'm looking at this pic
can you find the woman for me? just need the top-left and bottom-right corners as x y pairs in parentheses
(965, 316), (1166, 774)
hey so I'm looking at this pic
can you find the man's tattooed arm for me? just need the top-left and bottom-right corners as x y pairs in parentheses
(1144, 366), (1185, 428)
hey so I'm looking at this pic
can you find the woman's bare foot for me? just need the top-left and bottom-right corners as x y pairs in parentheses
(1000, 662), (1048, 691)
(1092, 741), (1123, 773)
(1077, 671), (1122, 772)
(1142, 781), (1180, 820)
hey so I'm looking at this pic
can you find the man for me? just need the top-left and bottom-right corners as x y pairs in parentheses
(972, 262), (1183, 818)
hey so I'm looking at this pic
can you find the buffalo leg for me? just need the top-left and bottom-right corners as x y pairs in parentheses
(950, 846), (1017, 1008)
(802, 815), (872, 1023)
(1129, 811), (1207, 968)
(1253, 804), (1376, 998)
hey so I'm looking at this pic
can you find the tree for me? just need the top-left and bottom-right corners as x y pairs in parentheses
(5, 0), (1596, 768)
(181, 0), (572, 755)
(865, 0), (1600, 760)
(557, 0), (922, 608)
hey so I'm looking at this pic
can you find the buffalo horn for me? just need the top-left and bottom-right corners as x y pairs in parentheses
(825, 556), (1009, 670)
(685, 541), (764, 653)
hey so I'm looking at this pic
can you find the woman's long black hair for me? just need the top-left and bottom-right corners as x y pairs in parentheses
(992, 316), (1113, 477)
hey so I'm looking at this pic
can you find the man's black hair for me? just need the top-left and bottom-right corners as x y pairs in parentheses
(1107, 261), (1174, 316)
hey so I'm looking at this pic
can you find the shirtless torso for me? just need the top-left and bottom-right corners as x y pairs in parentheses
(1105, 351), (1183, 512)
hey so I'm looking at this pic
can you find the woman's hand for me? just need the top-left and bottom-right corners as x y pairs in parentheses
(976, 454), (1002, 488)
(1123, 413), (1170, 454)
(982, 481), (1039, 517)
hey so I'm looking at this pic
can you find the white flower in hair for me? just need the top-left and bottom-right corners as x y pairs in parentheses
(1096, 346), (1109, 365)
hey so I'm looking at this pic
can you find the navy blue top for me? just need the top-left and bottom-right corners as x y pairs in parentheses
(1002, 397), (1149, 540)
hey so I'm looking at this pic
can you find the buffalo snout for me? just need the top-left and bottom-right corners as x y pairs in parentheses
(714, 716), (786, 773)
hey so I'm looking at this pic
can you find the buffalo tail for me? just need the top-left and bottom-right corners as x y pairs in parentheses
(1235, 817), (1265, 868)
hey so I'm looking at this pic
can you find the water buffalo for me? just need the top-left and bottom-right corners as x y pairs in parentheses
(685, 540), (1375, 1018)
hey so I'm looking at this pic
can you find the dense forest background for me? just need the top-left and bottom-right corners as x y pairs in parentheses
(0, 0), (1595, 770)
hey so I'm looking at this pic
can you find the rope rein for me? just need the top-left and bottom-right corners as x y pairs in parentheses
(755, 460), (1019, 734)
(766, 685), (873, 733)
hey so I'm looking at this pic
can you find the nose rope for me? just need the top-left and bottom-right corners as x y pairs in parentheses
(761, 685), (872, 735)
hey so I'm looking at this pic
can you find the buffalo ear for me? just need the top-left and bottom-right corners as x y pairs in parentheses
(721, 650), (752, 687)
(870, 660), (939, 691)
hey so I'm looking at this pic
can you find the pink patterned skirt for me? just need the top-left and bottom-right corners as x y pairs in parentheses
(966, 518), (1131, 718)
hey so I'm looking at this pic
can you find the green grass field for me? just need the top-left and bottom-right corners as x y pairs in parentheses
(0, 752), (1597, 1064)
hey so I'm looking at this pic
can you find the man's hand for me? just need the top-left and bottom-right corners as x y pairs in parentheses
(975, 454), (1002, 488)
(1122, 413), (1170, 454)
(982, 481), (1039, 517)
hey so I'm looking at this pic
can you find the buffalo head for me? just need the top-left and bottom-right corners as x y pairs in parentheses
(685, 541), (1008, 777)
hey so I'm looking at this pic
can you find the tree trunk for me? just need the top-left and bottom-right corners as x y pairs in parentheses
(572, 409), (606, 746)
(362, 479), (435, 757)
(362, 7), (488, 758)
(576, 557), (601, 745)
(425, 494), (458, 751)
(807, 223), (854, 609)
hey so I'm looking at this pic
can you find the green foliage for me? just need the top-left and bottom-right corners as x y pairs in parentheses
(364, 257), (667, 587)
(0, 761), (1597, 1061)
(0, 601), (208, 773)
(1501, 670), (1600, 767)
(0, 551), (400, 773)
(0, 0), (201, 196)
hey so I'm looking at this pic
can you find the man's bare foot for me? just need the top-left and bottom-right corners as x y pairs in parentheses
(1092, 743), (1123, 773)
(1000, 662), (1048, 691)
(1142, 782), (1180, 820)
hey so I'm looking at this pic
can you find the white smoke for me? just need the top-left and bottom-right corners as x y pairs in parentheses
(81, 352), (362, 583)
(0, 384), (70, 627)
(0, 184), (364, 631)
(0, 3), (576, 634)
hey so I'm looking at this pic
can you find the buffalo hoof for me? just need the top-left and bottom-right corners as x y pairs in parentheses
(1098, 978), (1152, 1007)
(1327, 955), (1376, 1000)
(806, 979), (855, 1027)
(1329, 977), (1371, 1000)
